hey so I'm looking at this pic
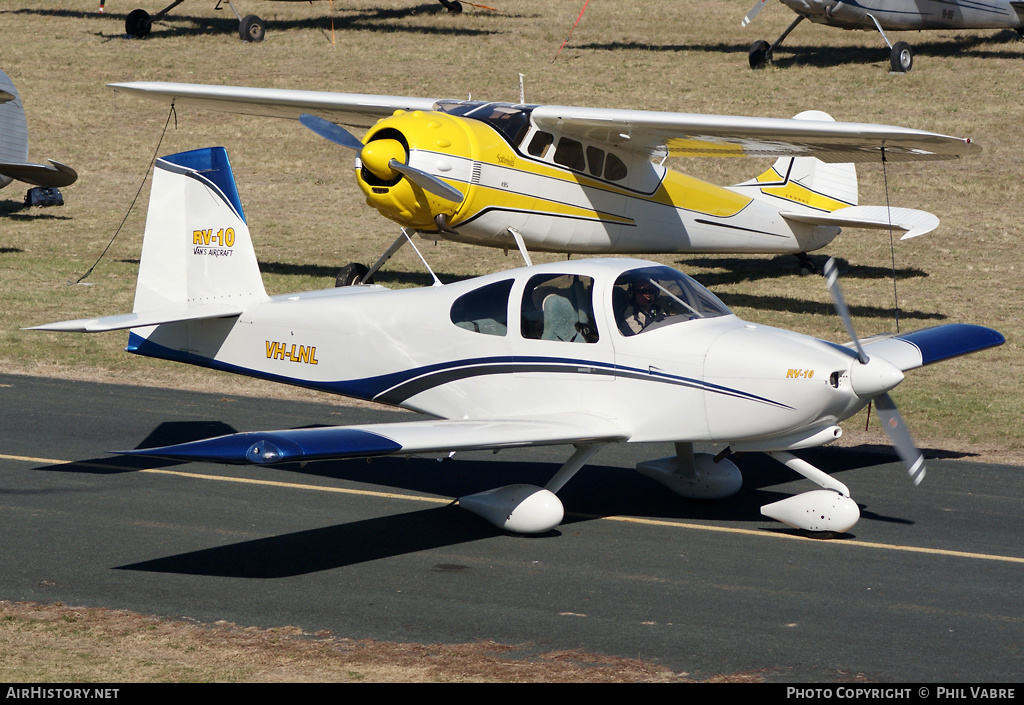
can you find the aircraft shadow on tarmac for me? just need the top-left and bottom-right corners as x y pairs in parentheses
(109, 438), (977, 578)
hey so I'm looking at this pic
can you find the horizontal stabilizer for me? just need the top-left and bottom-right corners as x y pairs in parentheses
(858, 324), (1004, 372)
(781, 206), (938, 239)
(118, 414), (627, 465)
(26, 303), (244, 333)
(0, 159), (77, 187)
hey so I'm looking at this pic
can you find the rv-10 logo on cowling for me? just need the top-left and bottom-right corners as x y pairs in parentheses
(193, 228), (235, 257)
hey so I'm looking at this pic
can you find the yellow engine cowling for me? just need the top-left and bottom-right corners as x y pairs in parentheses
(355, 110), (471, 230)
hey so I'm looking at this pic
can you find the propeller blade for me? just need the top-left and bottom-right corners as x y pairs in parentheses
(823, 257), (869, 364)
(742, 0), (771, 26)
(299, 113), (364, 151)
(388, 159), (463, 202)
(874, 392), (926, 485)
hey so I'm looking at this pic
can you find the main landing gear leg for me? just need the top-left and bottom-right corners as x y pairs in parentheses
(797, 252), (817, 276)
(458, 444), (606, 534)
(761, 450), (861, 534)
(749, 14), (804, 68)
(866, 13), (912, 72)
(125, 0), (184, 38)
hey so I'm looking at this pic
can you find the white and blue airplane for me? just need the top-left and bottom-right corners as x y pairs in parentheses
(30, 147), (1004, 535)
(743, 0), (1024, 71)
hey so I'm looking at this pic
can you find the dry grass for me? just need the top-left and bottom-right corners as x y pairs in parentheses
(0, 601), (699, 682)
(1, 0), (1023, 681)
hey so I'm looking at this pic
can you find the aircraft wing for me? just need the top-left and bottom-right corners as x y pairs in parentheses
(116, 413), (629, 465)
(108, 82), (978, 162)
(856, 324), (1004, 372)
(107, 81), (439, 129)
(529, 105), (980, 162)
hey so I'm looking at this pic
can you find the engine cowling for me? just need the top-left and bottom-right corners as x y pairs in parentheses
(356, 110), (470, 230)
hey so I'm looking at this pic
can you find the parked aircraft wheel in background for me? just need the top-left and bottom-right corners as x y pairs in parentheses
(890, 42), (913, 71)
(335, 262), (372, 287)
(749, 40), (772, 68)
(125, 9), (152, 38)
(239, 15), (266, 42)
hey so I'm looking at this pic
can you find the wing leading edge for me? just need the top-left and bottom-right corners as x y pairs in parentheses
(118, 414), (629, 465)
(858, 324), (1005, 372)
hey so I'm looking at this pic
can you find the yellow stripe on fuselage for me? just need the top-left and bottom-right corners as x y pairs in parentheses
(453, 117), (753, 225)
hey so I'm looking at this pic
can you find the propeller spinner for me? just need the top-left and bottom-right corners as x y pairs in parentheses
(299, 113), (464, 227)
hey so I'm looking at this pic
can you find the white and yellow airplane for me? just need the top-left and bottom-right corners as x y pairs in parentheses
(743, 0), (1024, 72)
(109, 81), (979, 281)
(30, 147), (1004, 534)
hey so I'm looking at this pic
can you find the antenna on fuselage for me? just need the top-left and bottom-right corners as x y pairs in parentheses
(519, 73), (525, 104)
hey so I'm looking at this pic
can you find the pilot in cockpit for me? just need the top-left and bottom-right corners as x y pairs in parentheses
(619, 278), (663, 335)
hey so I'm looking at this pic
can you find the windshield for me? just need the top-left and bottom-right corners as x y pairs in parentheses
(613, 266), (731, 336)
(435, 101), (536, 147)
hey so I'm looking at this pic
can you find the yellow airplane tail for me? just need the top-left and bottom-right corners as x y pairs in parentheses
(728, 110), (858, 214)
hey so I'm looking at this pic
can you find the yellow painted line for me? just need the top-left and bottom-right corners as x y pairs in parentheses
(143, 467), (451, 505)
(4, 452), (1023, 565)
(0, 454), (450, 505)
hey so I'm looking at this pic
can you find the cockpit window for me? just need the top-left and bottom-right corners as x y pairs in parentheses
(435, 101), (536, 146)
(553, 138), (586, 172)
(528, 131), (554, 157)
(613, 266), (731, 336)
(521, 274), (599, 343)
(451, 279), (513, 336)
(586, 146), (605, 177)
(604, 152), (628, 181)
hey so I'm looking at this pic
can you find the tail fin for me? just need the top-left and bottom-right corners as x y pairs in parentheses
(29, 147), (267, 333)
(729, 110), (859, 212)
(135, 147), (266, 313)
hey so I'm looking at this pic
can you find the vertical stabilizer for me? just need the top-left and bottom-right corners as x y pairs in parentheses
(134, 147), (267, 314)
(729, 110), (859, 213)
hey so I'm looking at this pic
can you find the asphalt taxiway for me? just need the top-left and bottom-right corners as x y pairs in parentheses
(1, 373), (1021, 681)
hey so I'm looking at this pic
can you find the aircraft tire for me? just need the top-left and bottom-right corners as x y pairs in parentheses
(335, 263), (372, 287)
(239, 14), (266, 42)
(748, 40), (772, 69)
(890, 42), (913, 72)
(125, 9), (152, 39)
(441, 0), (464, 12)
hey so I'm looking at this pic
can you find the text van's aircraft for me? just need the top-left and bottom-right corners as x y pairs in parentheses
(30, 147), (1004, 535)
(110, 81), (979, 282)
(101, 0), (469, 42)
(0, 69), (77, 193)
(742, 0), (1024, 71)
